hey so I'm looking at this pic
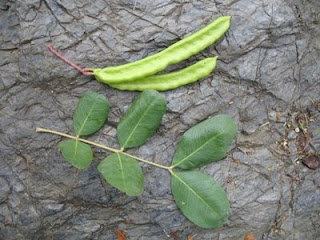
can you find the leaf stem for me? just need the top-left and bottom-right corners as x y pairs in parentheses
(36, 127), (119, 152)
(36, 127), (171, 171)
(120, 151), (171, 170)
(47, 45), (94, 76)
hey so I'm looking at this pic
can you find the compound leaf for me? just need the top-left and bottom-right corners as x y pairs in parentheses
(58, 139), (93, 169)
(117, 90), (166, 148)
(171, 115), (236, 169)
(98, 153), (144, 196)
(171, 170), (229, 228)
(73, 91), (109, 136)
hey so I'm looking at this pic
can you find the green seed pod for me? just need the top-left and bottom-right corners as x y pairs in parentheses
(109, 57), (217, 91)
(93, 16), (230, 84)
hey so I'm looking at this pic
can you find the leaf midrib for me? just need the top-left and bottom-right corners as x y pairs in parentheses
(172, 131), (224, 168)
(121, 99), (157, 148)
(76, 101), (98, 136)
(116, 153), (127, 194)
(73, 140), (79, 163)
(172, 172), (217, 216)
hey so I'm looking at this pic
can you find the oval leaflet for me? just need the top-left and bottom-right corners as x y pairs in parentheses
(171, 170), (229, 228)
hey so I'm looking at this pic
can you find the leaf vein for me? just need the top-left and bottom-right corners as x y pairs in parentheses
(77, 101), (98, 136)
(173, 172), (217, 215)
(117, 153), (127, 194)
(173, 131), (224, 167)
(121, 99), (158, 148)
(73, 140), (78, 161)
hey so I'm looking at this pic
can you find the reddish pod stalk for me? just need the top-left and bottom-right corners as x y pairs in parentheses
(47, 45), (94, 76)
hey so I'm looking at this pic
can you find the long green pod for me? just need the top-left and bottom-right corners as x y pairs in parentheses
(109, 57), (217, 91)
(93, 16), (230, 84)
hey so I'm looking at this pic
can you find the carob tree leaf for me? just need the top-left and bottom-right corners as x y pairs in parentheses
(98, 153), (144, 196)
(73, 91), (109, 136)
(171, 115), (236, 169)
(171, 170), (229, 228)
(117, 90), (166, 148)
(58, 139), (93, 169)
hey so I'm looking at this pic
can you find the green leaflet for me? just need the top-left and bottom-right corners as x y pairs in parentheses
(171, 115), (237, 169)
(117, 90), (166, 148)
(98, 153), (144, 196)
(73, 91), (109, 136)
(58, 139), (93, 169)
(171, 170), (229, 228)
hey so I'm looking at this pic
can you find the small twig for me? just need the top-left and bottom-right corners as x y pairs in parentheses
(36, 127), (172, 171)
(47, 45), (94, 76)
(260, 121), (270, 128)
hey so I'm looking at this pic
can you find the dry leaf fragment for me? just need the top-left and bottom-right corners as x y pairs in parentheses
(115, 229), (126, 240)
(244, 232), (255, 240)
(233, 158), (241, 164)
(276, 113), (282, 122)
(4, 221), (10, 226)
(169, 231), (180, 240)
(187, 234), (193, 240)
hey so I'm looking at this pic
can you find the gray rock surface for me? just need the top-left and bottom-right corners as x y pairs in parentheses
(1, 0), (320, 239)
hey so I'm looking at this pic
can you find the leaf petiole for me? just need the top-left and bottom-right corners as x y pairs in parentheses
(36, 127), (119, 152)
(36, 127), (171, 170)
